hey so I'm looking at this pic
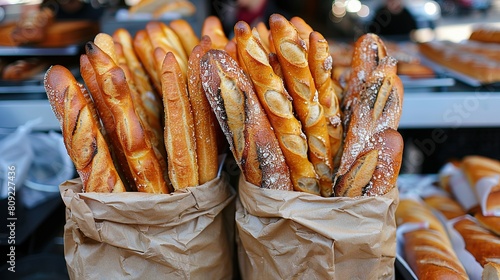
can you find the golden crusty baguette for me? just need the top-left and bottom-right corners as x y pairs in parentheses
(255, 21), (271, 54)
(334, 128), (403, 197)
(424, 194), (466, 220)
(169, 18), (200, 56)
(85, 41), (169, 194)
(336, 56), (403, 180)
(92, 33), (168, 189)
(475, 212), (500, 236)
(133, 29), (162, 95)
(234, 21), (320, 195)
(44, 65), (126, 193)
(404, 229), (469, 279)
(80, 54), (136, 190)
(112, 29), (164, 154)
(201, 15), (229, 50)
(289, 16), (313, 49)
(453, 216), (500, 267)
(308, 31), (343, 168)
(158, 49), (199, 189)
(461, 155), (500, 215)
(224, 39), (241, 69)
(145, 21), (188, 76)
(342, 33), (388, 129)
(269, 13), (333, 196)
(200, 49), (293, 191)
(396, 198), (469, 279)
(113, 41), (169, 179)
(186, 35), (219, 184)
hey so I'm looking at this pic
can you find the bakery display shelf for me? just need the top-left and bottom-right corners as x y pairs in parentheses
(400, 75), (455, 90)
(0, 44), (81, 56)
(399, 91), (500, 129)
(419, 56), (500, 88)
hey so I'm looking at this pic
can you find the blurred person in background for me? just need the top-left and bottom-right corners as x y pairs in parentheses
(367, 0), (418, 40)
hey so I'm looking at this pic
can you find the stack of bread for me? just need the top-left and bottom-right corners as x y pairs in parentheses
(44, 13), (408, 279)
(418, 24), (500, 84)
(397, 155), (500, 279)
(45, 14), (405, 199)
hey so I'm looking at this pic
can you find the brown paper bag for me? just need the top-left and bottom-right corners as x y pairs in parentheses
(60, 173), (236, 280)
(235, 175), (399, 280)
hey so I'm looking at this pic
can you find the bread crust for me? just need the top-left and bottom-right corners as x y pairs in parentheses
(453, 216), (500, 267)
(396, 199), (468, 280)
(160, 51), (199, 189)
(308, 31), (343, 169)
(85, 41), (169, 194)
(186, 35), (219, 184)
(234, 20), (320, 194)
(200, 49), (293, 191)
(44, 65), (126, 193)
(269, 13), (333, 196)
(169, 19), (200, 56)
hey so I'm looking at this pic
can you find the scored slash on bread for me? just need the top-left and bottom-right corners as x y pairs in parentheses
(200, 49), (293, 191)
(308, 31), (343, 170)
(43, 14), (405, 196)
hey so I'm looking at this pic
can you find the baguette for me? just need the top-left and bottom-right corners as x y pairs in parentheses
(269, 13), (333, 196)
(145, 21), (188, 76)
(308, 31), (343, 168)
(462, 155), (500, 214)
(159, 50), (199, 189)
(2, 57), (49, 81)
(424, 194), (466, 220)
(187, 35), (219, 184)
(201, 16), (229, 50)
(200, 49), (293, 191)
(44, 65), (126, 193)
(396, 198), (468, 279)
(133, 29), (162, 95)
(112, 28), (164, 151)
(336, 56), (402, 180)
(475, 212), (500, 236)
(342, 33), (387, 129)
(453, 216), (500, 267)
(80, 54), (136, 189)
(85, 41), (169, 194)
(289, 16), (313, 49)
(404, 229), (469, 279)
(169, 18), (200, 56)
(234, 21), (320, 194)
(335, 128), (403, 197)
